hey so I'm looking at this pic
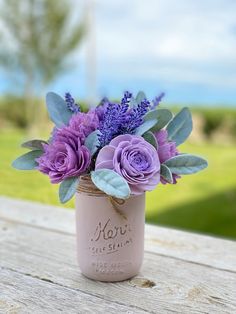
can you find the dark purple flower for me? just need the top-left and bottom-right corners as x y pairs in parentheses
(96, 134), (160, 194)
(95, 98), (109, 121)
(65, 92), (80, 113)
(37, 126), (91, 184)
(68, 109), (99, 144)
(154, 129), (180, 184)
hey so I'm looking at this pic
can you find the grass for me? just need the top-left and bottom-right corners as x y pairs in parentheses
(1, 129), (236, 239)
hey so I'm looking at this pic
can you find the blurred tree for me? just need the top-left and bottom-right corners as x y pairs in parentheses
(0, 0), (84, 131)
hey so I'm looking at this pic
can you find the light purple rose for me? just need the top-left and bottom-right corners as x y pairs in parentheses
(37, 126), (91, 184)
(95, 134), (160, 195)
(154, 129), (180, 184)
(68, 109), (99, 144)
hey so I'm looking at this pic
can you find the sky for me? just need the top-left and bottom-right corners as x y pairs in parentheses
(1, 0), (236, 106)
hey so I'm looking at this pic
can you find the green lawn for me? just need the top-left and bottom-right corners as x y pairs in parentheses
(1, 129), (236, 239)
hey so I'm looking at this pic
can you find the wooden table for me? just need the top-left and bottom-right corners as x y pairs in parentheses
(0, 196), (236, 314)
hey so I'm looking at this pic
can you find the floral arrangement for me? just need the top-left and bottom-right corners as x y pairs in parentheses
(12, 91), (208, 203)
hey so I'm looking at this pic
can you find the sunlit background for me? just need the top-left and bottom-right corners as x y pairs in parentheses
(0, 0), (236, 239)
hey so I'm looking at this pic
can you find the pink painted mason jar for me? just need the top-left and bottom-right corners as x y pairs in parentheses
(75, 176), (145, 282)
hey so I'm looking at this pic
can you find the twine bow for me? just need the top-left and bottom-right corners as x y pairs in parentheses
(77, 175), (127, 220)
(108, 196), (127, 220)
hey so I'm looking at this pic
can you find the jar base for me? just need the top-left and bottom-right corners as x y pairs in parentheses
(80, 269), (140, 282)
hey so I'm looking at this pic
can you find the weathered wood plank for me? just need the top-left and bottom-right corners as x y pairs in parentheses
(0, 196), (74, 234)
(1, 196), (236, 273)
(145, 224), (236, 273)
(0, 220), (236, 314)
(0, 268), (148, 314)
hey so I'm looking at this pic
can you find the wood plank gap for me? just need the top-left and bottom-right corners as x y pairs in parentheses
(144, 249), (236, 275)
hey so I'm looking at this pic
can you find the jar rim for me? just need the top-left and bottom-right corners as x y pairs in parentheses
(77, 175), (106, 196)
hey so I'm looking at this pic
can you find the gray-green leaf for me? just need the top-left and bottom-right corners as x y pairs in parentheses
(46, 92), (73, 127)
(142, 131), (158, 149)
(166, 107), (192, 146)
(12, 150), (43, 170)
(59, 176), (79, 203)
(21, 139), (47, 151)
(136, 91), (146, 104)
(91, 169), (131, 199)
(160, 164), (173, 183)
(85, 130), (101, 156)
(135, 119), (157, 136)
(164, 154), (208, 175)
(145, 109), (173, 131)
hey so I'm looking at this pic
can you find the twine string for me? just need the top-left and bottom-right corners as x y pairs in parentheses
(108, 196), (127, 220)
(77, 175), (127, 220)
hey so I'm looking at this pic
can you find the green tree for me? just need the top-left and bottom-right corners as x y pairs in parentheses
(0, 0), (84, 131)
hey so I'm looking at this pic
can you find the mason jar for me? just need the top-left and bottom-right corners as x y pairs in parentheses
(75, 175), (145, 282)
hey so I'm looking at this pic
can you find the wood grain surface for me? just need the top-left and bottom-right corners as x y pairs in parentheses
(0, 196), (236, 313)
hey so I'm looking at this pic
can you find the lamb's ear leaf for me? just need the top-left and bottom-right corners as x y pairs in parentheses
(21, 139), (47, 151)
(164, 154), (208, 175)
(12, 150), (43, 170)
(129, 97), (137, 108)
(160, 164), (173, 183)
(136, 91), (146, 104)
(142, 131), (158, 149)
(145, 109), (173, 131)
(166, 107), (192, 146)
(59, 176), (79, 204)
(91, 169), (130, 199)
(85, 130), (101, 156)
(46, 92), (73, 127)
(135, 119), (157, 136)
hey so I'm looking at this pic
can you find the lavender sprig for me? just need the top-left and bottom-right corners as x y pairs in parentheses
(121, 91), (132, 106)
(98, 102), (129, 147)
(151, 92), (165, 109)
(65, 92), (81, 113)
(120, 99), (150, 134)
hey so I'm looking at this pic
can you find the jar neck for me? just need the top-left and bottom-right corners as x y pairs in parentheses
(77, 175), (105, 196)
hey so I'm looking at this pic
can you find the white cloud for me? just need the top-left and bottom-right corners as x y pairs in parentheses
(79, 0), (236, 88)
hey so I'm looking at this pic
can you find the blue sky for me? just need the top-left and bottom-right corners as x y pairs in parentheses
(1, 0), (236, 106)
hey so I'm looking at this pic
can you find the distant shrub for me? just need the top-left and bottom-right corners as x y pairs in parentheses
(0, 95), (89, 129)
(200, 109), (236, 138)
(0, 96), (28, 128)
(0, 95), (236, 142)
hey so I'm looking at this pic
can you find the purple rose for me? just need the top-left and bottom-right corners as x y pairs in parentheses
(154, 129), (180, 184)
(95, 134), (160, 195)
(37, 126), (91, 184)
(68, 109), (99, 144)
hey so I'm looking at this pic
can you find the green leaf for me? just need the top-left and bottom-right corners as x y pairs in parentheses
(136, 91), (146, 104)
(85, 130), (101, 156)
(145, 109), (173, 131)
(142, 131), (158, 149)
(164, 154), (208, 175)
(129, 97), (137, 108)
(12, 150), (43, 170)
(91, 169), (131, 199)
(59, 176), (79, 203)
(21, 139), (47, 151)
(135, 119), (158, 136)
(166, 107), (192, 146)
(46, 92), (73, 127)
(160, 164), (173, 183)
